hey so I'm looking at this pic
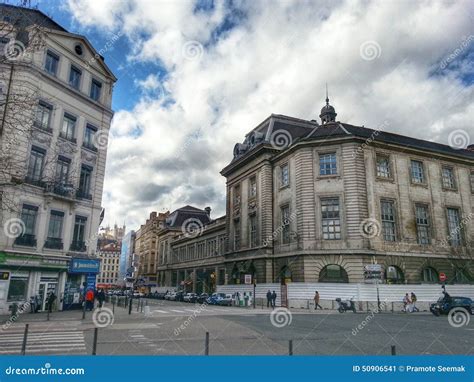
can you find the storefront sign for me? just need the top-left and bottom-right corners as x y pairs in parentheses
(69, 258), (100, 274)
(87, 274), (97, 290)
(1, 271), (9, 280)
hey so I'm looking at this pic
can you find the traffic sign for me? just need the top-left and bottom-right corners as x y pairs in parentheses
(439, 272), (447, 282)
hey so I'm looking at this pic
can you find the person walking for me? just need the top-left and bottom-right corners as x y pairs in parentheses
(271, 290), (277, 309)
(403, 293), (412, 313)
(47, 292), (56, 313)
(266, 290), (272, 308)
(85, 289), (95, 311)
(314, 291), (322, 310)
(97, 289), (106, 308)
(410, 292), (419, 312)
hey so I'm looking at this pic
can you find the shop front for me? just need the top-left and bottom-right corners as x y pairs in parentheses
(63, 258), (100, 310)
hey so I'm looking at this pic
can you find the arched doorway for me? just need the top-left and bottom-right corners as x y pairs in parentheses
(385, 265), (405, 284)
(319, 264), (348, 283)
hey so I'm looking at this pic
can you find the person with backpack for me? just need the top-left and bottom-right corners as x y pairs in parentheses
(411, 292), (419, 312)
(85, 289), (95, 311)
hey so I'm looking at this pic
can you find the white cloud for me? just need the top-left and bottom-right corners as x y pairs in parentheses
(67, 0), (474, 231)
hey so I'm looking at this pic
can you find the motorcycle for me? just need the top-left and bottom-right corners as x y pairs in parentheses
(335, 297), (356, 313)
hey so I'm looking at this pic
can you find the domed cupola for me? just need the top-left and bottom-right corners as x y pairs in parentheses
(319, 86), (337, 124)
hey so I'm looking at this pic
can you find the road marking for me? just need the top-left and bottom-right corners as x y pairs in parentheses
(170, 309), (185, 313)
(153, 310), (169, 313)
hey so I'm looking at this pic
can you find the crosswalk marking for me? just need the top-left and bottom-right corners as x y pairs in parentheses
(0, 329), (87, 355)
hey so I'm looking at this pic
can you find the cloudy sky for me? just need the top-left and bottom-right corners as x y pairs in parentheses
(38, 0), (473, 232)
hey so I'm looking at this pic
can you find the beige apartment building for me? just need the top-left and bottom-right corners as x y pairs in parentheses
(0, 4), (116, 313)
(96, 244), (121, 288)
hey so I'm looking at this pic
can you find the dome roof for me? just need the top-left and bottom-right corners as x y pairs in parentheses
(320, 103), (335, 114)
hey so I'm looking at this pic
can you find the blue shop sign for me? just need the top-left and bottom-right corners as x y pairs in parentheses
(86, 274), (97, 290)
(69, 258), (100, 274)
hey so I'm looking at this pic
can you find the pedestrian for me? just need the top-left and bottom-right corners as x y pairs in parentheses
(29, 296), (36, 313)
(47, 292), (56, 313)
(410, 292), (419, 312)
(266, 290), (272, 308)
(34, 295), (40, 313)
(403, 293), (412, 313)
(271, 290), (277, 309)
(97, 289), (106, 308)
(85, 289), (95, 311)
(314, 291), (322, 310)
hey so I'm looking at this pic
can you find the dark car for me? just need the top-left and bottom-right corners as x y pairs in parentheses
(430, 295), (474, 316)
(175, 291), (185, 302)
(197, 293), (209, 304)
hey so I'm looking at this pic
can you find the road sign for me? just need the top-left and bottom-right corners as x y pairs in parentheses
(439, 272), (447, 282)
(365, 264), (382, 272)
(244, 274), (252, 284)
(364, 264), (382, 283)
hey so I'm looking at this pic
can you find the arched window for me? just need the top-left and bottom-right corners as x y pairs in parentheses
(421, 267), (438, 283)
(319, 264), (348, 283)
(385, 265), (404, 284)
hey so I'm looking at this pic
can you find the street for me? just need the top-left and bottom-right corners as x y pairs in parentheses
(0, 299), (472, 356)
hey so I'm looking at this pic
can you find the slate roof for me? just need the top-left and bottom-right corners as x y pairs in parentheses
(165, 205), (211, 229)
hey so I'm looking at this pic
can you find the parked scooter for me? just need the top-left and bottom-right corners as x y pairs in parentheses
(335, 297), (356, 313)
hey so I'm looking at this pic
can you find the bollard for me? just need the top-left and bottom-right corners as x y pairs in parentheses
(391, 345), (396, 355)
(137, 298), (140, 312)
(47, 309), (50, 321)
(21, 324), (29, 355)
(205, 332), (209, 355)
(82, 304), (86, 320)
(112, 298), (115, 314)
(140, 300), (144, 313)
(289, 340), (293, 356)
(128, 298), (133, 315)
(92, 327), (99, 355)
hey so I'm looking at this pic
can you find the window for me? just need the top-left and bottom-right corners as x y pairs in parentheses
(381, 200), (396, 241)
(409, 160), (425, 184)
(249, 176), (257, 198)
(421, 267), (438, 283)
(71, 215), (87, 252)
(319, 152), (337, 175)
(69, 65), (82, 90)
(234, 219), (241, 250)
(45, 50), (59, 75)
(61, 114), (76, 141)
(27, 146), (46, 184)
(280, 163), (289, 187)
(376, 155), (391, 178)
(48, 211), (63, 238)
(15, 204), (38, 247)
(442, 166), (456, 189)
(281, 205), (290, 244)
(447, 208), (462, 246)
(321, 197), (341, 240)
(385, 265), (404, 284)
(83, 124), (97, 150)
(7, 276), (29, 301)
(90, 79), (102, 101)
(78, 165), (92, 199)
(248, 214), (257, 247)
(319, 265), (348, 283)
(415, 204), (430, 244)
(35, 101), (52, 130)
(55, 156), (70, 185)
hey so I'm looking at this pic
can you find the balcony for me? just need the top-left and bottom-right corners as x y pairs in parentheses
(76, 190), (92, 200)
(82, 142), (98, 152)
(14, 234), (37, 247)
(44, 237), (63, 250)
(33, 121), (53, 134)
(70, 240), (86, 252)
(24, 176), (46, 188)
(59, 133), (77, 144)
(45, 182), (75, 200)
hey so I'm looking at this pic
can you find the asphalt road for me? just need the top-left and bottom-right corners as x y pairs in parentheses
(1, 299), (472, 355)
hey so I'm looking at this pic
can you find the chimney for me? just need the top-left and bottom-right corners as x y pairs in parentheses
(204, 206), (211, 218)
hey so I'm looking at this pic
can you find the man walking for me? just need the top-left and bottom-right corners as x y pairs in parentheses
(314, 291), (322, 310)
(266, 290), (272, 308)
(47, 292), (56, 313)
(97, 289), (106, 308)
(85, 288), (95, 311)
(410, 292), (419, 312)
(271, 290), (277, 309)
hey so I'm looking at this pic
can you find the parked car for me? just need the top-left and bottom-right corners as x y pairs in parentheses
(197, 293), (209, 304)
(175, 291), (185, 302)
(183, 293), (198, 303)
(430, 295), (474, 316)
(207, 293), (227, 305)
(217, 294), (233, 306)
(165, 292), (176, 301)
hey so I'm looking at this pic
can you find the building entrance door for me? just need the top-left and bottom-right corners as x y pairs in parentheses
(38, 281), (58, 311)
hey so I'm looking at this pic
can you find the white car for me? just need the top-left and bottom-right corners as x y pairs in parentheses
(166, 292), (177, 301)
(183, 293), (197, 302)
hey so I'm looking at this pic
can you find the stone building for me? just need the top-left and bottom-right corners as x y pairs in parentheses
(0, 4), (116, 313)
(96, 243), (121, 288)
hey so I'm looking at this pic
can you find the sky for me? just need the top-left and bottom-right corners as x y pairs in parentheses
(27, 0), (474, 232)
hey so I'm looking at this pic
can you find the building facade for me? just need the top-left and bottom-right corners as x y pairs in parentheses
(0, 5), (116, 313)
(155, 98), (473, 289)
(96, 244), (121, 288)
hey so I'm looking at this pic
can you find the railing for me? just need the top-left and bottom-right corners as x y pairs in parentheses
(70, 240), (86, 252)
(44, 237), (63, 250)
(24, 176), (45, 188)
(45, 182), (75, 199)
(82, 142), (98, 152)
(76, 190), (92, 200)
(14, 234), (37, 247)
